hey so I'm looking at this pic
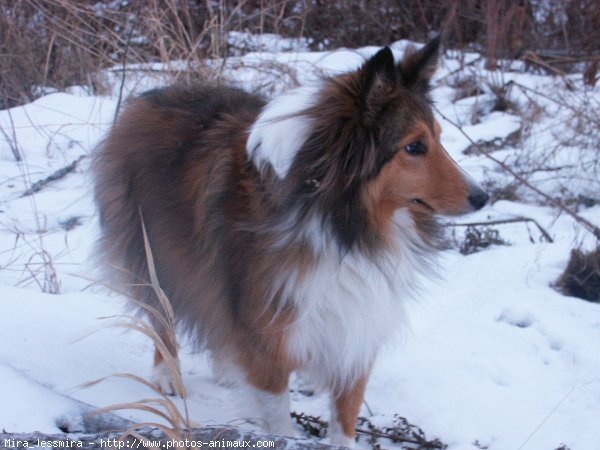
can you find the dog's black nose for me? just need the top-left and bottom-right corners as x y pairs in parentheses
(468, 188), (489, 210)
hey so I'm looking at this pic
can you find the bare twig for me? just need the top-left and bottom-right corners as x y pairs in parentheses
(291, 411), (446, 449)
(0, 106), (22, 161)
(114, 2), (143, 124)
(444, 217), (554, 243)
(520, 51), (567, 77)
(435, 106), (600, 240)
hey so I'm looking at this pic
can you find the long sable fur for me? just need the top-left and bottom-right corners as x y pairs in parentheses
(93, 45), (443, 370)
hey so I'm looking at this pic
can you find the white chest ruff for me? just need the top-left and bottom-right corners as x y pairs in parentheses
(284, 212), (428, 390)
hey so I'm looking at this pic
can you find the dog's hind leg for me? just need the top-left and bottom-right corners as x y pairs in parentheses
(151, 320), (180, 396)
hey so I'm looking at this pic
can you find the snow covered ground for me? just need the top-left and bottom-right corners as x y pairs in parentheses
(1, 37), (599, 450)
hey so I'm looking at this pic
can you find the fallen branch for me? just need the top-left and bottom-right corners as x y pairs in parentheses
(21, 155), (85, 197)
(444, 217), (554, 243)
(520, 51), (567, 77)
(291, 412), (446, 449)
(435, 107), (600, 240)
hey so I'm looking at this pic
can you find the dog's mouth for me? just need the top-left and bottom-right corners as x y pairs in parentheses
(410, 198), (435, 212)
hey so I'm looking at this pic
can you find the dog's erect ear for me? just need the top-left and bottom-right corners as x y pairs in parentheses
(397, 35), (441, 93)
(360, 46), (396, 118)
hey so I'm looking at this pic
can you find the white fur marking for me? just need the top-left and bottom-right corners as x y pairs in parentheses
(247, 86), (320, 178)
(246, 386), (297, 437)
(212, 349), (244, 387)
(281, 209), (429, 391)
(152, 361), (177, 396)
(213, 351), (296, 437)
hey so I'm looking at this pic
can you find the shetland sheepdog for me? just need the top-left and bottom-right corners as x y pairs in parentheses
(94, 36), (487, 446)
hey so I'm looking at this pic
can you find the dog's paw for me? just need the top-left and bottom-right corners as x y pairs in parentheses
(327, 420), (356, 448)
(152, 361), (177, 396)
(326, 434), (356, 449)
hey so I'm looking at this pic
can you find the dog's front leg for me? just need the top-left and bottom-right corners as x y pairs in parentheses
(329, 374), (369, 448)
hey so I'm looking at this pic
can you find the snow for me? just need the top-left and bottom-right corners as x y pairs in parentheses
(1, 37), (599, 450)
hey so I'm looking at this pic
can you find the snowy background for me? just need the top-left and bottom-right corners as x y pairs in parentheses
(1, 34), (600, 450)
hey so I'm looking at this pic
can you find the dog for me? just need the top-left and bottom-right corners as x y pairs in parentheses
(93, 36), (488, 446)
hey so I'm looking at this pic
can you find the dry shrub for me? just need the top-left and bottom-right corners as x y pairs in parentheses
(556, 248), (600, 303)
(2, 0), (599, 109)
(1, 0), (111, 108)
(504, 80), (600, 209)
(271, 0), (598, 69)
(458, 226), (509, 255)
(0, 0), (221, 108)
(0, 0), (312, 109)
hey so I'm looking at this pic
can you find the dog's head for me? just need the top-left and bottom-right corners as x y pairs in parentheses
(358, 38), (488, 219)
(249, 37), (488, 251)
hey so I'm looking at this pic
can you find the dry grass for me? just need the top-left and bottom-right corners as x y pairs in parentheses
(0, 0), (308, 109)
(84, 215), (196, 443)
(2, 0), (599, 109)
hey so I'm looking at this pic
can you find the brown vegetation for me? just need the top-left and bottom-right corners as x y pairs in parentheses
(2, 0), (599, 109)
(556, 248), (600, 303)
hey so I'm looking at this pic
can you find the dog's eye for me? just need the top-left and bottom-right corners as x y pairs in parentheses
(405, 141), (427, 155)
